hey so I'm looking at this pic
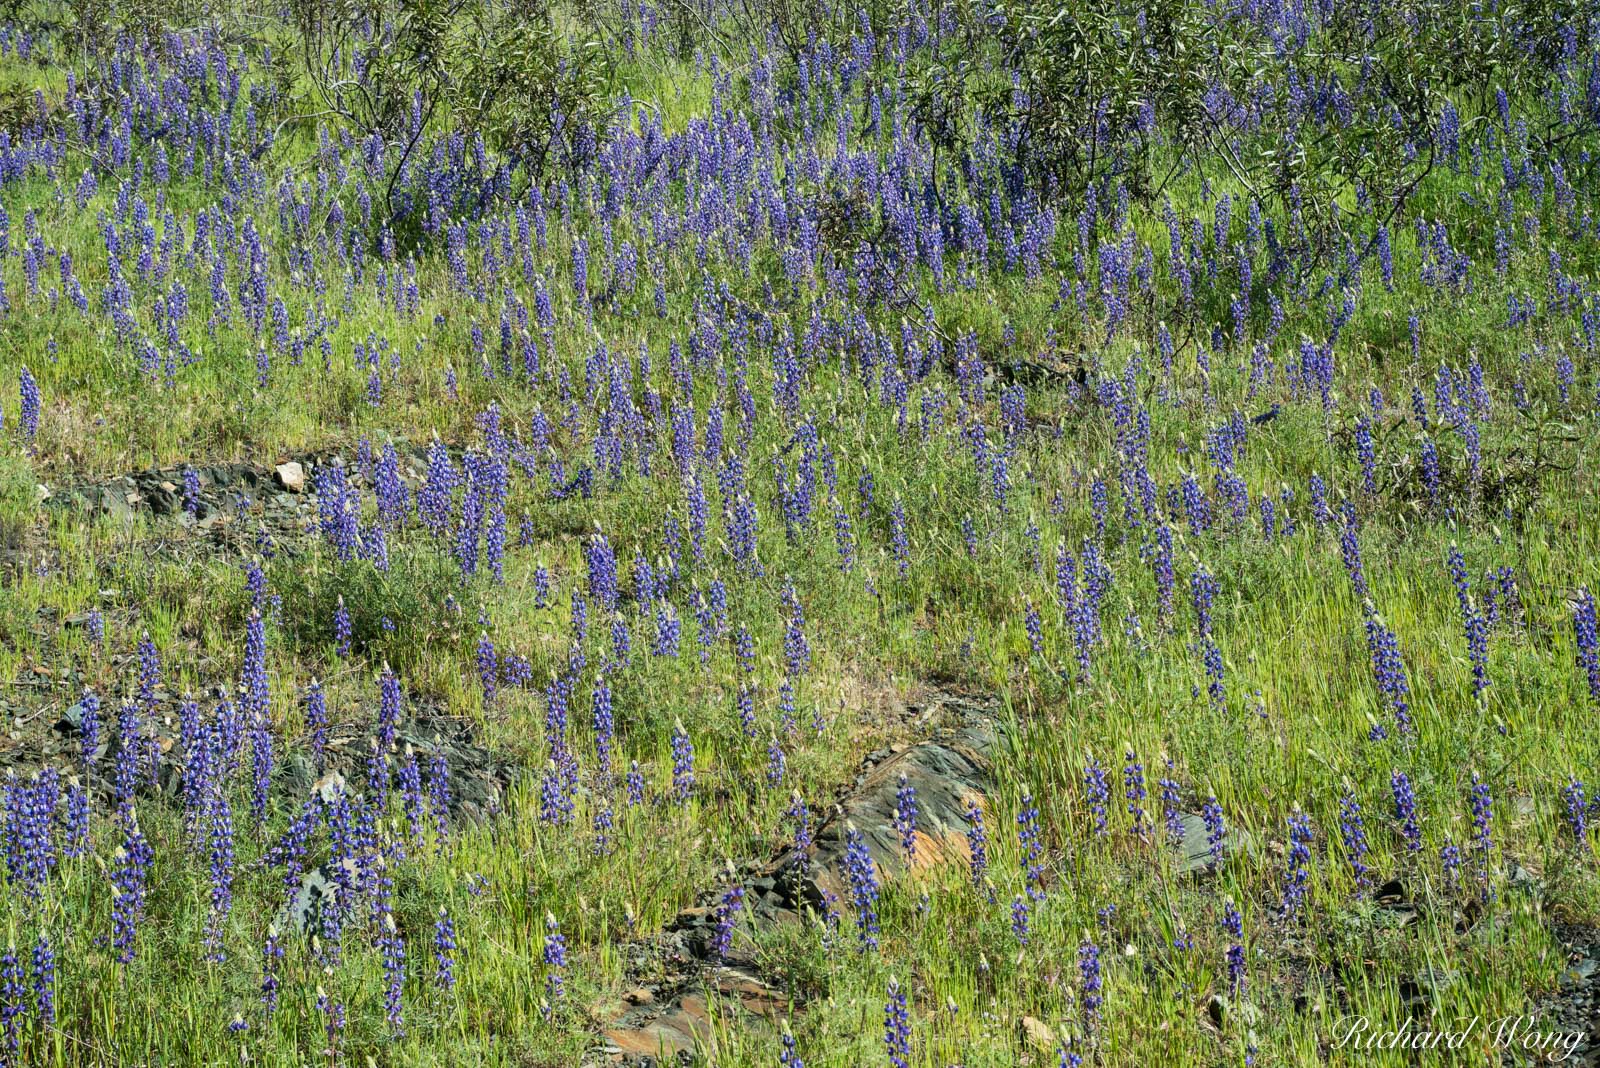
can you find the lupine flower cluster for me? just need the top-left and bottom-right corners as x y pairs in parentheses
(1279, 812), (1314, 921)
(883, 976), (910, 1068)
(1017, 793), (1045, 899)
(5, 4), (1600, 1061)
(893, 772), (918, 861)
(843, 824), (881, 952)
(542, 912), (567, 1015)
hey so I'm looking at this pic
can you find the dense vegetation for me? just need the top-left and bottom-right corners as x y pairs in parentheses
(0, 0), (1598, 1063)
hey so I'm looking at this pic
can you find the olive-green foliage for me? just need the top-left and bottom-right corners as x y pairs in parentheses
(286, 0), (609, 238)
(0, 452), (33, 561)
(904, 0), (1590, 257)
(453, 0), (613, 177)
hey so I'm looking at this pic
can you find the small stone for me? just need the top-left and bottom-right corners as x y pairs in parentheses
(1018, 1015), (1057, 1051)
(274, 462), (306, 493)
(1508, 864), (1541, 894)
(277, 753), (316, 798)
(623, 988), (654, 1006)
(278, 866), (339, 933)
(312, 771), (348, 805)
(56, 701), (88, 734)
(1561, 959), (1598, 990)
(1177, 812), (1258, 875)
(159, 480), (178, 493)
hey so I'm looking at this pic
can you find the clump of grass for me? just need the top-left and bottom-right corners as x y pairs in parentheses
(0, 450), (36, 559)
(272, 544), (478, 673)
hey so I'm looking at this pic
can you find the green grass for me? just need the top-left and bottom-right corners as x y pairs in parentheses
(0, 5), (1596, 1068)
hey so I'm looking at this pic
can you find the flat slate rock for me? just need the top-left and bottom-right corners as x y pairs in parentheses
(1175, 811), (1258, 875)
(667, 717), (1002, 958)
(603, 707), (1004, 1064)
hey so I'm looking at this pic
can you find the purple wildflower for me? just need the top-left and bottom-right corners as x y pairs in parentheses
(1280, 812), (1313, 920)
(1573, 589), (1600, 700)
(883, 976), (910, 1068)
(18, 367), (39, 443)
(434, 907), (457, 990)
(1011, 895), (1030, 945)
(1338, 794), (1372, 889)
(30, 935), (53, 1025)
(1017, 792), (1045, 899)
(712, 884), (745, 960)
(542, 912), (567, 1015)
(670, 721), (694, 803)
(965, 800), (990, 893)
(1470, 772), (1494, 900)
(1222, 902), (1245, 995)
(261, 928), (284, 1015)
(1079, 939), (1103, 1030)
(843, 824), (881, 952)
(893, 772), (918, 862)
(1084, 755), (1110, 837)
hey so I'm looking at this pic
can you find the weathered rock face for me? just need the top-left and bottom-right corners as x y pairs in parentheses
(598, 693), (1003, 1065)
(53, 690), (513, 831)
(392, 716), (513, 825)
(270, 715), (513, 826)
(277, 861), (348, 935)
(1523, 922), (1600, 1065)
(601, 968), (787, 1062)
(748, 718), (999, 933)
(46, 462), (285, 524)
(38, 445), (453, 529)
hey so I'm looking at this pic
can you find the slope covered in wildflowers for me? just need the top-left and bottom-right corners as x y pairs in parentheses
(0, 1), (1598, 1065)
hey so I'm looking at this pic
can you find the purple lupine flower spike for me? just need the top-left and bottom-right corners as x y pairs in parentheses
(1279, 811), (1313, 920)
(1222, 902), (1245, 995)
(542, 912), (567, 1017)
(1562, 779), (1590, 850)
(843, 824), (880, 952)
(380, 911), (406, 1036)
(1158, 758), (1183, 849)
(711, 882), (745, 961)
(1017, 792), (1044, 899)
(18, 367), (39, 444)
(1079, 938), (1103, 1031)
(1338, 793), (1372, 889)
(965, 800), (990, 895)
(77, 688), (100, 765)
(261, 927), (283, 1015)
(1470, 772), (1494, 900)
(434, 907), (457, 990)
(30, 935), (53, 1025)
(670, 721), (694, 803)
(1123, 750), (1147, 839)
(1573, 588), (1600, 700)
(1084, 754), (1110, 837)
(893, 772), (918, 862)
(883, 976), (910, 1068)
(0, 947), (22, 1058)
(1011, 895), (1030, 945)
